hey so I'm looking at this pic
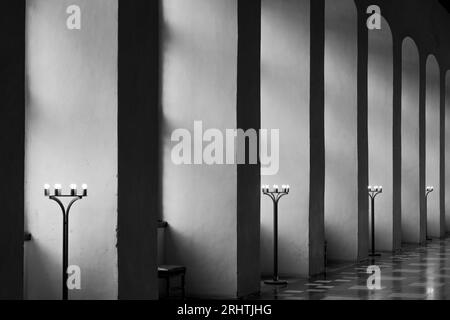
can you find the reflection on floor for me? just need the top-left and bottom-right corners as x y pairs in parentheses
(256, 238), (450, 300)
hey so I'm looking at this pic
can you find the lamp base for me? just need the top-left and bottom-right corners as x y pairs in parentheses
(264, 279), (288, 286)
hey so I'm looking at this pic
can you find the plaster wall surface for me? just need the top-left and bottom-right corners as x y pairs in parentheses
(426, 55), (442, 238)
(368, 18), (394, 251)
(260, 0), (311, 277)
(401, 37), (421, 244)
(161, 0), (240, 298)
(25, 0), (118, 299)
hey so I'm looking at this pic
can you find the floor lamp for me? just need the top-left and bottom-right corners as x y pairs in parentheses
(425, 186), (434, 241)
(44, 183), (88, 300)
(262, 184), (290, 286)
(368, 186), (383, 257)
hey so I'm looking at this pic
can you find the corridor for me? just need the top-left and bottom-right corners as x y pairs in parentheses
(4, 0), (450, 303)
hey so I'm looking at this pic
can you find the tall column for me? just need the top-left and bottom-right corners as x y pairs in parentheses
(0, 1), (25, 300)
(118, 0), (159, 299)
(237, 0), (261, 296)
(392, 35), (403, 250)
(419, 53), (427, 243)
(356, 1), (369, 259)
(309, 0), (326, 274)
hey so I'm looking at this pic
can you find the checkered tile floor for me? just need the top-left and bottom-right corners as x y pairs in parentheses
(256, 238), (450, 300)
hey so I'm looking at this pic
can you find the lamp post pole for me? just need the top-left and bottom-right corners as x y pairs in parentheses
(368, 186), (383, 257)
(44, 184), (87, 300)
(262, 184), (290, 286)
(425, 186), (434, 241)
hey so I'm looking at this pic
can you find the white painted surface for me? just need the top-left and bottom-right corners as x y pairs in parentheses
(401, 37), (421, 243)
(25, 0), (118, 299)
(261, 0), (310, 276)
(426, 55), (441, 238)
(161, 0), (239, 298)
(324, 0), (359, 261)
(368, 18), (393, 251)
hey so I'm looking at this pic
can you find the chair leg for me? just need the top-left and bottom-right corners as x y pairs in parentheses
(166, 277), (170, 299)
(181, 274), (185, 299)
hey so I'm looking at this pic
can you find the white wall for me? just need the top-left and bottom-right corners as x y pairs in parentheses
(161, 0), (240, 298)
(260, 0), (310, 276)
(25, 0), (118, 299)
(324, 0), (359, 261)
(426, 55), (441, 238)
(446, 71), (450, 232)
(401, 37), (421, 243)
(368, 17), (394, 251)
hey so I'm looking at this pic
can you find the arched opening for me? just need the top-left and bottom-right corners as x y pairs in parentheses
(368, 17), (395, 251)
(401, 37), (421, 244)
(426, 55), (442, 238)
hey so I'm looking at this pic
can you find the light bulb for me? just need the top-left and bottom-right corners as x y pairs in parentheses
(44, 184), (50, 196)
(82, 184), (88, 196)
(54, 184), (62, 196)
(70, 184), (77, 196)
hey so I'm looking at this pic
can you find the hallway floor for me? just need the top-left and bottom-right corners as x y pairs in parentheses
(257, 237), (450, 300)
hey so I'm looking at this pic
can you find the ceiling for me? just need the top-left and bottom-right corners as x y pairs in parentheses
(439, 0), (450, 13)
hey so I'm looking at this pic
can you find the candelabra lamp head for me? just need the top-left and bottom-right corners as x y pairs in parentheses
(44, 183), (88, 197)
(261, 184), (290, 194)
(262, 185), (290, 204)
(368, 185), (383, 196)
(426, 186), (434, 193)
(368, 186), (383, 193)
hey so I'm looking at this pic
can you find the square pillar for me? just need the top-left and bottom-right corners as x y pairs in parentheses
(118, 0), (160, 299)
(0, 1), (25, 300)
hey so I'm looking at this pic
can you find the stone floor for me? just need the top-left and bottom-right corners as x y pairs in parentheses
(256, 238), (450, 300)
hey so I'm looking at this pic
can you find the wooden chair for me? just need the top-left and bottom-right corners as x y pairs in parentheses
(158, 265), (186, 299)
